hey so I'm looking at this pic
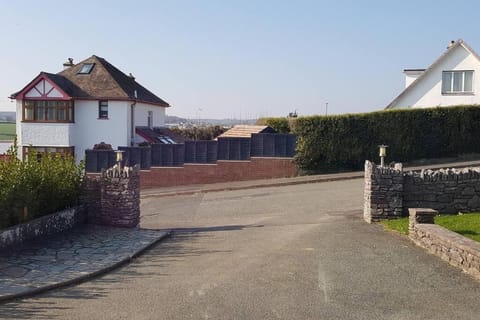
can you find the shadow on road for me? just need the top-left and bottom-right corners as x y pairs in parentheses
(0, 224), (252, 319)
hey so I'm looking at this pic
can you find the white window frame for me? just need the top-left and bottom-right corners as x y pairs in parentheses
(442, 70), (474, 94)
(99, 100), (108, 119)
(147, 111), (153, 129)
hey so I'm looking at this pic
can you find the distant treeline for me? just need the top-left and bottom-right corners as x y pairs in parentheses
(170, 125), (228, 141)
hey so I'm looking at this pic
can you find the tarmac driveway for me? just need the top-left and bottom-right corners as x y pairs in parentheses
(1, 179), (480, 319)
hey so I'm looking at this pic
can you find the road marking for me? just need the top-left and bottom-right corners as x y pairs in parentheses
(318, 264), (329, 304)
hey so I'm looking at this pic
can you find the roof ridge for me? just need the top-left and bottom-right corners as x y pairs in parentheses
(19, 54), (170, 107)
(91, 55), (132, 97)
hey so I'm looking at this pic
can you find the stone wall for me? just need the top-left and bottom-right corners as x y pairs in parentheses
(100, 166), (140, 228)
(409, 208), (480, 280)
(404, 168), (480, 214)
(0, 165), (141, 249)
(84, 165), (140, 228)
(364, 161), (480, 222)
(0, 207), (86, 250)
(364, 160), (403, 222)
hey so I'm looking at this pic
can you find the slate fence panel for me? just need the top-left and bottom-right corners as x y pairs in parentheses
(206, 141), (218, 163)
(151, 144), (185, 167)
(84, 134), (297, 172)
(173, 144), (185, 166)
(184, 141), (196, 163)
(286, 135), (297, 157)
(251, 134), (297, 157)
(184, 141), (217, 163)
(118, 147), (151, 169)
(151, 144), (163, 166)
(218, 138), (251, 160)
(84, 150), (115, 172)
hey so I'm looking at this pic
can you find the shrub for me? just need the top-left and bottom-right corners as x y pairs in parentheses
(282, 105), (480, 172)
(170, 126), (228, 140)
(0, 143), (84, 229)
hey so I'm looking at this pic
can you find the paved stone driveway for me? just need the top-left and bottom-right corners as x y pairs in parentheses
(0, 225), (167, 301)
(1, 179), (480, 320)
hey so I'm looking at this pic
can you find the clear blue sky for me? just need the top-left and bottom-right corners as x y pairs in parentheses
(1, 0), (480, 119)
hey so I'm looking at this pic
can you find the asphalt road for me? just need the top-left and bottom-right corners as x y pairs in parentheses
(2, 179), (480, 319)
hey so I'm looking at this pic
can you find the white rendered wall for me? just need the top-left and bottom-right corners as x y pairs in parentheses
(404, 71), (424, 88)
(21, 123), (73, 146)
(134, 102), (166, 128)
(72, 100), (129, 162)
(15, 99), (165, 162)
(16, 100), (74, 159)
(15, 101), (22, 151)
(390, 45), (480, 109)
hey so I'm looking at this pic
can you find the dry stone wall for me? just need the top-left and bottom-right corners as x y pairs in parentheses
(409, 208), (480, 281)
(84, 165), (140, 228)
(404, 168), (480, 214)
(364, 161), (480, 222)
(364, 161), (403, 222)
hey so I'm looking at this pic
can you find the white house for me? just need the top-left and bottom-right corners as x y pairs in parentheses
(386, 39), (480, 109)
(10, 55), (170, 161)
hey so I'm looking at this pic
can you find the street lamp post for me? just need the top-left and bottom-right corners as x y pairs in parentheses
(378, 145), (388, 167)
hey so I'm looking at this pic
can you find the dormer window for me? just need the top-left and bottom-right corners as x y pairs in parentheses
(442, 70), (474, 94)
(78, 63), (94, 74)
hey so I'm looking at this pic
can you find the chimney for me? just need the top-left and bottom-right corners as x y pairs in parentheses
(129, 73), (135, 80)
(63, 58), (74, 70)
(447, 40), (455, 49)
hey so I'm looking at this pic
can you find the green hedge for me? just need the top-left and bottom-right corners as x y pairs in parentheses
(0, 144), (84, 229)
(288, 105), (480, 172)
(256, 117), (291, 133)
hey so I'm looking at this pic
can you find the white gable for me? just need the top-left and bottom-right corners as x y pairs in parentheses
(24, 79), (65, 99)
(387, 41), (480, 109)
(47, 88), (63, 97)
(25, 88), (41, 97)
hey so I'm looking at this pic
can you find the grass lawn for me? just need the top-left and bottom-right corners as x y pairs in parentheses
(0, 122), (15, 140)
(381, 213), (480, 242)
(381, 217), (409, 235)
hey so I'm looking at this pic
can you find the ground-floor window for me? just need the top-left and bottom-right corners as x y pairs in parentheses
(23, 146), (74, 161)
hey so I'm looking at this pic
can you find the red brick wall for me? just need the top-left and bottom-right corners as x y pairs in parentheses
(140, 157), (298, 189)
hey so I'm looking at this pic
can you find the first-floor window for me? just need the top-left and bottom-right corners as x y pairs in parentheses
(442, 70), (474, 94)
(23, 100), (74, 122)
(99, 100), (108, 119)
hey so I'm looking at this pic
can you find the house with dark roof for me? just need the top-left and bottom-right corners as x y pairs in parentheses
(10, 55), (170, 161)
(386, 39), (480, 109)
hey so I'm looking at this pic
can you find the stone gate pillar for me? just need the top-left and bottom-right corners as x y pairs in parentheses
(99, 165), (140, 228)
(364, 160), (404, 223)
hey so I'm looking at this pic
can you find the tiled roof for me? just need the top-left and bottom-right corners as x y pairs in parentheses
(11, 55), (170, 107)
(136, 127), (186, 144)
(57, 55), (169, 107)
(217, 125), (276, 138)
